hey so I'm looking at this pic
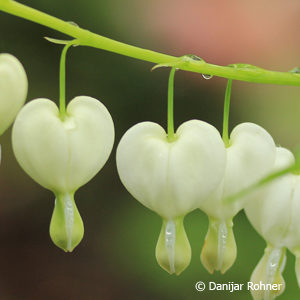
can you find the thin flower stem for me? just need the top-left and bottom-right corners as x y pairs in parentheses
(167, 67), (176, 142)
(222, 80), (232, 147)
(1, 1), (300, 86)
(59, 40), (77, 119)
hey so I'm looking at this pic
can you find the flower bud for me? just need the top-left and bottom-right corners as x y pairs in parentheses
(0, 53), (27, 135)
(199, 123), (276, 273)
(12, 96), (114, 251)
(116, 119), (226, 273)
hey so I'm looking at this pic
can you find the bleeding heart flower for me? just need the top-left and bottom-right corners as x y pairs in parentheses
(12, 96), (114, 251)
(116, 119), (226, 274)
(0, 53), (27, 161)
(199, 122), (276, 274)
(245, 147), (300, 300)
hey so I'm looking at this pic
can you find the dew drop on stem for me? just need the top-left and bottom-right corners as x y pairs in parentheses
(202, 74), (213, 80)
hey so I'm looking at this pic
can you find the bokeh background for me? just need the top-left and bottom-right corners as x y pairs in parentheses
(1, 0), (300, 299)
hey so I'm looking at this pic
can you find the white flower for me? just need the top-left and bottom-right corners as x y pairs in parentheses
(0, 53), (27, 134)
(200, 123), (276, 274)
(12, 96), (114, 251)
(245, 147), (298, 300)
(116, 119), (226, 274)
(0, 53), (27, 161)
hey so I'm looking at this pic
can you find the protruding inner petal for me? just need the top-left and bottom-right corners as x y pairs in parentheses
(201, 217), (236, 274)
(155, 216), (191, 275)
(217, 220), (228, 270)
(50, 192), (84, 252)
(250, 245), (286, 300)
(165, 219), (176, 273)
(64, 193), (75, 250)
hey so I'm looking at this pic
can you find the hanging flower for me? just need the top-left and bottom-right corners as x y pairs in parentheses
(12, 96), (114, 251)
(0, 53), (27, 160)
(199, 122), (276, 274)
(245, 147), (300, 300)
(116, 119), (226, 274)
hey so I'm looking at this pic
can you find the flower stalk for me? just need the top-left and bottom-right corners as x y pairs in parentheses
(1, 1), (300, 85)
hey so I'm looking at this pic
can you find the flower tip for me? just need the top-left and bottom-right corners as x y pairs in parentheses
(250, 246), (286, 300)
(200, 218), (237, 274)
(49, 193), (84, 252)
(155, 218), (191, 275)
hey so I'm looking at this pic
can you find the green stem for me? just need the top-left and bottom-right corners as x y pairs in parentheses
(222, 79), (232, 147)
(1, 1), (300, 85)
(167, 67), (176, 141)
(59, 40), (77, 118)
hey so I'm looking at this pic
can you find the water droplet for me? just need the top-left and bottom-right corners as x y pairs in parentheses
(289, 67), (300, 74)
(67, 21), (79, 27)
(202, 74), (213, 80)
(228, 63), (261, 70)
(185, 54), (203, 61)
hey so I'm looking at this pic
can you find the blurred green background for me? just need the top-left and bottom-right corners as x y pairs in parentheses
(1, 0), (300, 299)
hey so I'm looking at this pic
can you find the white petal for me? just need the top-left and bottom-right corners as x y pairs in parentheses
(12, 96), (114, 192)
(200, 122), (276, 219)
(116, 120), (226, 218)
(0, 53), (27, 134)
(245, 147), (295, 246)
(285, 177), (300, 250)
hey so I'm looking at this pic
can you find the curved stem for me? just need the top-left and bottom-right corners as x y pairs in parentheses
(1, 1), (300, 85)
(167, 67), (176, 141)
(222, 79), (232, 147)
(59, 40), (77, 119)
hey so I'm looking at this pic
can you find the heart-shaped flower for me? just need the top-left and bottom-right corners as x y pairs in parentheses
(199, 123), (276, 274)
(0, 53), (27, 161)
(245, 147), (300, 300)
(116, 120), (226, 274)
(12, 96), (114, 251)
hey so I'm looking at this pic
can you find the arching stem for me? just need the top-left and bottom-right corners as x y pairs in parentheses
(2, 1), (300, 85)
